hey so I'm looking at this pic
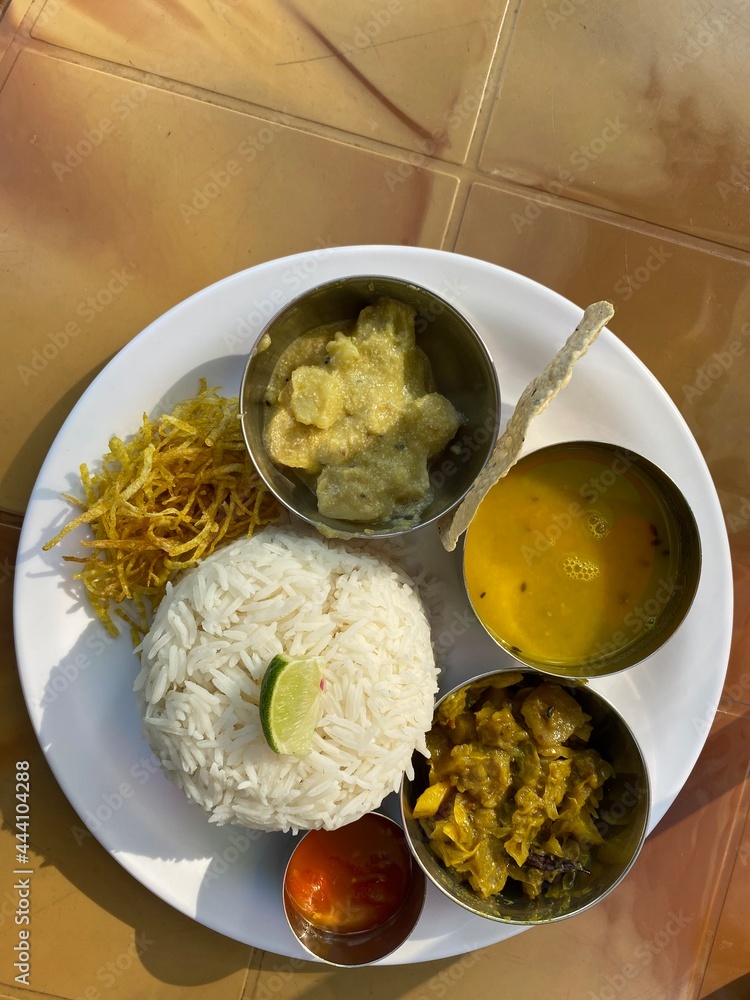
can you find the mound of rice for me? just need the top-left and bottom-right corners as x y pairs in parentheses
(134, 526), (438, 832)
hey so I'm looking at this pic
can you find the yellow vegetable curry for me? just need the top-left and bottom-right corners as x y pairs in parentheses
(263, 298), (461, 523)
(414, 675), (614, 901)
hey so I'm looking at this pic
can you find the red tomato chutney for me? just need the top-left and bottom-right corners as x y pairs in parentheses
(284, 814), (413, 935)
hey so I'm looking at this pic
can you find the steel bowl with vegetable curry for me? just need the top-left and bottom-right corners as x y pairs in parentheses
(263, 298), (461, 524)
(402, 672), (650, 922)
(240, 274), (500, 539)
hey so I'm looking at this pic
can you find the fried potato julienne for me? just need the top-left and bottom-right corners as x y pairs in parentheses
(44, 381), (279, 640)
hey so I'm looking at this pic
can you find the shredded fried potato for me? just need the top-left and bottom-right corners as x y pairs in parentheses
(44, 380), (279, 641)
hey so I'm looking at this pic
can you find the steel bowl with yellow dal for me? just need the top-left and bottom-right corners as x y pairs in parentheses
(463, 441), (701, 677)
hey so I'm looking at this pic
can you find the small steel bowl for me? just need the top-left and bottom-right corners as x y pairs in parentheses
(282, 813), (426, 966)
(463, 441), (702, 678)
(400, 669), (650, 924)
(240, 275), (500, 538)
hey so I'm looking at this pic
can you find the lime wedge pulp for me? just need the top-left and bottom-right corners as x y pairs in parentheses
(260, 654), (324, 755)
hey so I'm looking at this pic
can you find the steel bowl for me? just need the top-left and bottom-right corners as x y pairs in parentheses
(463, 441), (702, 678)
(282, 812), (426, 966)
(401, 669), (650, 924)
(240, 274), (500, 538)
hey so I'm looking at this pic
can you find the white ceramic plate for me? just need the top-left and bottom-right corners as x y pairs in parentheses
(14, 246), (732, 963)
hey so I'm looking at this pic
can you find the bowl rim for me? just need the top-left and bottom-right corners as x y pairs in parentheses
(239, 272), (501, 539)
(461, 438), (703, 679)
(400, 667), (652, 925)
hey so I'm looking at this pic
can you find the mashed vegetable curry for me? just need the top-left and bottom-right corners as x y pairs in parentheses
(414, 675), (614, 900)
(263, 298), (461, 523)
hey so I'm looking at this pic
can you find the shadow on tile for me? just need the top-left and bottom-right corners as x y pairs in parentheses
(0, 354), (113, 516)
(245, 948), (466, 1000)
(702, 973), (750, 1000)
(651, 705), (750, 838)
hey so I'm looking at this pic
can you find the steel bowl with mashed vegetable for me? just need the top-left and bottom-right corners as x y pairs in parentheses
(400, 668), (650, 924)
(240, 275), (500, 539)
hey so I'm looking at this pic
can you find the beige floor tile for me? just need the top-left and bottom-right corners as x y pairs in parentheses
(0, 524), (253, 999)
(31, 0), (506, 161)
(243, 705), (750, 1000)
(700, 773), (750, 997)
(481, 1), (750, 251)
(0, 48), (458, 514)
(455, 181), (750, 703)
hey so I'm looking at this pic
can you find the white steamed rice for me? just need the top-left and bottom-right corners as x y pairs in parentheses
(134, 526), (438, 832)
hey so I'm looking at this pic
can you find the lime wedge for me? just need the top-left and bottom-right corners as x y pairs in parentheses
(260, 654), (323, 755)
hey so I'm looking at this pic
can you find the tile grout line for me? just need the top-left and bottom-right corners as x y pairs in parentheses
(240, 949), (264, 1000)
(693, 765), (750, 998)
(716, 697), (750, 716)
(442, 0), (520, 250)
(236, 949), (254, 1000)
(4, 19), (750, 263)
(464, 177), (750, 264)
(8, 33), (468, 170)
(464, 0), (523, 173)
(0, 982), (72, 1000)
(0, 508), (23, 530)
(441, 178), (471, 253)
